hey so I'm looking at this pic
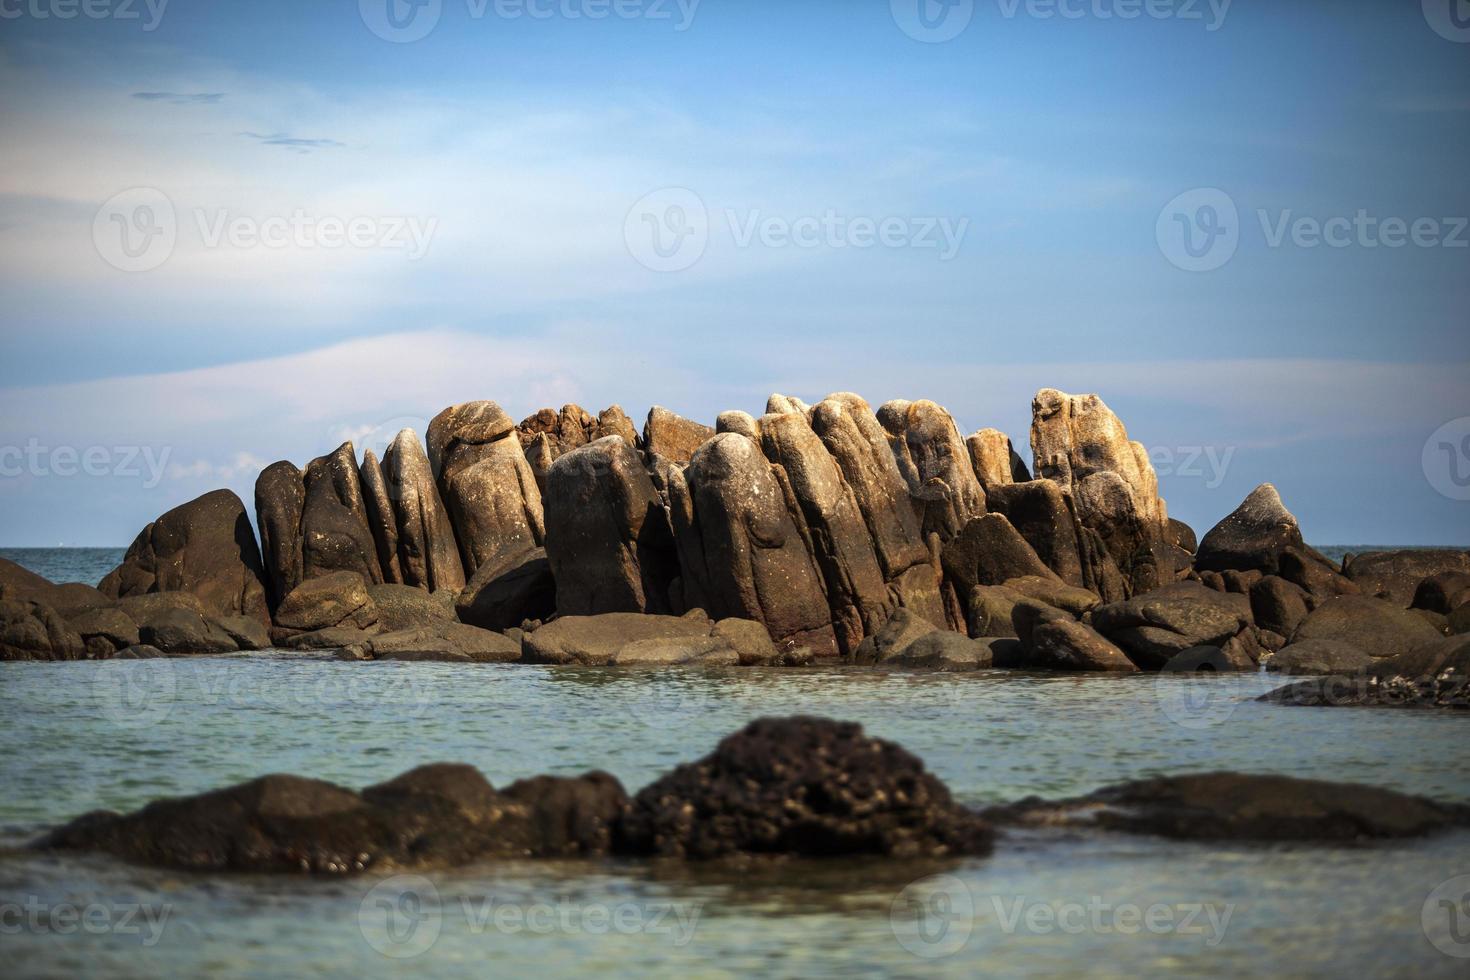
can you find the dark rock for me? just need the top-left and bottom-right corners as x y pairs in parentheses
(1266, 639), (1375, 675)
(1344, 550), (1470, 607)
(878, 398), (986, 541)
(987, 772), (1467, 841)
(985, 479), (1086, 588)
(1250, 575), (1310, 637)
(1262, 635), (1470, 709)
(609, 635), (739, 666)
(427, 401), (545, 580)
(214, 614), (271, 651)
(1159, 644), (1253, 673)
(0, 559), (115, 620)
(1168, 518), (1197, 554)
(254, 462), (306, 611)
(1028, 619), (1138, 672)
(982, 636), (1027, 668)
(966, 585), (1027, 638)
(1413, 571), (1470, 614)
(300, 443), (383, 586)
(112, 644), (166, 659)
(1001, 575), (1099, 617)
(1011, 599), (1072, 651)
(455, 548), (556, 631)
(1220, 569), (1262, 594)
(1090, 581), (1252, 670)
(1195, 483), (1305, 576)
(710, 618), (780, 665)
(282, 626), (379, 651)
(521, 612), (713, 666)
(350, 622), (521, 663)
(0, 598), (86, 660)
(1278, 546), (1359, 601)
(885, 631), (993, 670)
(544, 436), (675, 617)
(619, 716), (993, 859)
(274, 573), (378, 633)
(68, 606), (140, 653)
(100, 489), (270, 625)
(358, 450), (403, 585)
(382, 429), (466, 594)
(642, 406), (713, 465)
(674, 434), (838, 656)
(37, 763), (628, 872)
(139, 607), (238, 655)
(809, 393), (946, 628)
(941, 513), (1059, 599)
(366, 584), (454, 632)
(1292, 595), (1444, 659)
(850, 607), (938, 664)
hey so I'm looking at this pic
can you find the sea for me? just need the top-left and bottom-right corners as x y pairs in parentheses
(1, 547), (1466, 978)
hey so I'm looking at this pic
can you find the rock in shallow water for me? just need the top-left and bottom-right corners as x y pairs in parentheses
(985, 772), (1469, 841)
(619, 716), (995, 859)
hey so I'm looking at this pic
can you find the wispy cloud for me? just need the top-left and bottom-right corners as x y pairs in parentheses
(132, 92), (225, 105)
(239, 131), (345, 152)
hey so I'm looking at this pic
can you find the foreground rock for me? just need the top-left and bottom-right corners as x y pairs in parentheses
(100, 490), (270, 625)
(521, 612), (784, 666)
(620, 716), (994, 859)
(986, 772), (1468, 841)
(37, 764), (627, 872)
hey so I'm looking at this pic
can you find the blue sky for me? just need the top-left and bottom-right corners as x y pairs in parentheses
(1, 0), (1467, 548)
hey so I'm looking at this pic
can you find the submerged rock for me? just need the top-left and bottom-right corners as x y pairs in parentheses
(36, 764), (626, 873)
(619, 716), (994, 859)
(986, 772), (1468, 841)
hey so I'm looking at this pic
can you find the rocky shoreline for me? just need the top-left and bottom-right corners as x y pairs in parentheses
(33, 716), (1470, 874)
(2, 388), (1467, 706)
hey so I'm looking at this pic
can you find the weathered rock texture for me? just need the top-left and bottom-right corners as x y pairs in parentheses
(878, 398), (986, 542)
(382, 429), (466, 593)
(101, 489), (270, 625)
(358, 450), (402, 585)
(427, 401), (545, 580)
(300, 443), (383, 586)
(254, 462), (305, 611)
(544, 436), (675, 616)
(643, 406), (713, 465)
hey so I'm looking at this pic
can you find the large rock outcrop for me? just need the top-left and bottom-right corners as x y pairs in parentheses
(300, 443), (383, 586)
(254, 461), (305, 611)
(543, 436), (675, 616)
(809, 393), (946, 628)
(1290, 595), (1444, 659)
(1196, 483), (1314, 576)
(1090, 581), (1255, 670)
(381, 429), (465, 594)
(1343, 550), (1470, 607)
(357, 450), (402, 585)
(619, 716), (993, 859)
(427, 401), (545, 579)
(877, 398), (986, 541)
(759, 410), (892, 654)
(642, 406), (713, 465)
(1029, 388), (1169, 595)
(100, 489), (270, 625)
(671, 434), (838, 656)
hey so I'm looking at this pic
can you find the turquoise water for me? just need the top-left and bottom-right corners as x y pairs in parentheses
(3, 549), (1469, 977)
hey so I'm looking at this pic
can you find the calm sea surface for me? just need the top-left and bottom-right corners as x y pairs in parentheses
(2, 548), (1466, 978)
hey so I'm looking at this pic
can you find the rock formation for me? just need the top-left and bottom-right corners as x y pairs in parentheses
(382, 429), (466, 593)
(300, 443), (383, 585)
